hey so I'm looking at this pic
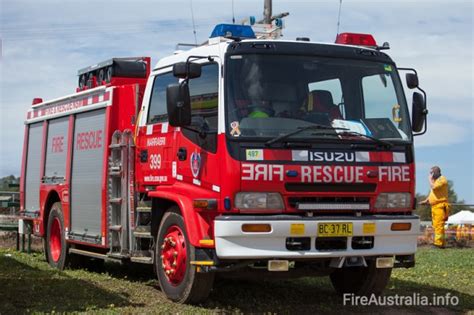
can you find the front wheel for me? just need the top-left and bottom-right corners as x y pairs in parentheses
(45, 202), (69, 270)
(330, 260), (392, 296)
(155, 208), (214, 304)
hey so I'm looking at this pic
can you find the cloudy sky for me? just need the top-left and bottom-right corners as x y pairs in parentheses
(1, 0), (473, 202)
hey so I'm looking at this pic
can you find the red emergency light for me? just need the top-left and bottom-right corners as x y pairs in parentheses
(335, 33), (377, 47)
(32, 98), (43, 105)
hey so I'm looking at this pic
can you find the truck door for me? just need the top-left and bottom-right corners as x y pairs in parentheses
(140, 69), (178, 186)
(176, 62), (220, 193)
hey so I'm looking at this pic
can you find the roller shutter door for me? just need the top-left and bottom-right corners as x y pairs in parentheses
(45, 117), (69, 180)
(25, 123), (43, 212)
(70, 109), (106, 237)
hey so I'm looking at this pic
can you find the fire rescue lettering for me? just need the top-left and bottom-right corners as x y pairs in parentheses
(301, 165), (363, 183)
(379, 165), (410, 182)
(241, 164), (411, 183)
(242, 164), (284, 181)
(76, 130), (102, 150)
(51, 136), (64, 153)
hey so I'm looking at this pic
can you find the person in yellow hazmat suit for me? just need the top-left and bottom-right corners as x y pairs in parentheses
(419, 166), (451, 248)
(456, 225), (462, 241)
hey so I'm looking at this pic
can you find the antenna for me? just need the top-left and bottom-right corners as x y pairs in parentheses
(263, 0), (272, 24)
(232, 0), (236, 24)
(336, 0), (343, 37)
(189, 0), (198, 45)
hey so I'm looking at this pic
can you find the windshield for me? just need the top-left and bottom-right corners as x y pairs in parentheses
(225, 54), (411, 143)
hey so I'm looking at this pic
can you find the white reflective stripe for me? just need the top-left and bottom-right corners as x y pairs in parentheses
(87, 96), (93, 104)
(176, 174), (183, 181)
(193, 178), (201, 186)
(212, 185), (220, 192)
(292, 150), (308, 161)
(355, 151), (370, 162)
(161, 122), (169, 133)
(172, 161), (177, 178)
(25, 101), (109, 124)
(31, 85), (107, 108)
(297, 203), (370, 210)
(98, 94), (104, 102)
(146, 125), (153, 135)
(393, 152), (406, 163)
(101, 236), (105, 246)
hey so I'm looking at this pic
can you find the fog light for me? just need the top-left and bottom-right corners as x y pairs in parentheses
(268, 260), (289, 271)
(376, 257), (394, 268)
(391, 222), (411, 231)
(242, 223), (271, 233)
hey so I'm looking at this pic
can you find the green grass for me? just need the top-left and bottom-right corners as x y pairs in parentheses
(0, 247), (472, 314)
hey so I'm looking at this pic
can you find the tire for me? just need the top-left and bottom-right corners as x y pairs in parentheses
(155, 207), (214, 304)
(45, 202), (69, 270)
(330, 260), (392, 296)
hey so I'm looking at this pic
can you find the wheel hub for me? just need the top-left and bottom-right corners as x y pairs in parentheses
(160, 225), (187, 285)
(50, 217), (62, 262)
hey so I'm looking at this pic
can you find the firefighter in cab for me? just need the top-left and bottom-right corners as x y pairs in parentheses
(420, 166), (451, 248)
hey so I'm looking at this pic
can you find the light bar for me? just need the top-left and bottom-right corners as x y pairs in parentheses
(335, 32), (377, 47)
(297, 203), (370, 210)
(210, 24), (256, 39)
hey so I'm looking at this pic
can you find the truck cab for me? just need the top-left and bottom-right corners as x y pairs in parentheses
(136, 25), (427, 302)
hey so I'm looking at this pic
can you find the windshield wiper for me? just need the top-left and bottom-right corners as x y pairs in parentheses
(337, 131), (393, 148)
(265, 124), (348, 146)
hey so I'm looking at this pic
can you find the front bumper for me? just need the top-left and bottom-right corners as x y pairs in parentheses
(214, 214), (419, 259)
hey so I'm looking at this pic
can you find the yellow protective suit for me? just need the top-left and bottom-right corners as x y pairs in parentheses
(456, 225), (462, 240)
(428, 176), (450, 247)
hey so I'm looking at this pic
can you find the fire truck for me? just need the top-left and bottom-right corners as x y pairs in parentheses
(20, 16), (428, 303)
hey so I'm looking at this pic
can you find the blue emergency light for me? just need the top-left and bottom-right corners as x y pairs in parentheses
(210, 24), (256, 39)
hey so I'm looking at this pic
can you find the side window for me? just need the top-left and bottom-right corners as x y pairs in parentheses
(147, 72), (177, 124)
(188, 63), (219, 129)
(184, 63), (219, 152)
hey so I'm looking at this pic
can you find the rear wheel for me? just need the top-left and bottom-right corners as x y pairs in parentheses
(330, 260), (392, 296)
(155, 207), (214, 304)
(45, 202), (69, 270)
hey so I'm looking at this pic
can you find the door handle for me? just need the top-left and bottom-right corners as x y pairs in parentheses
(177, 147), (187, 161)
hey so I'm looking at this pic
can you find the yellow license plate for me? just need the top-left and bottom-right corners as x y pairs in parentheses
(317, 222), (353, 237)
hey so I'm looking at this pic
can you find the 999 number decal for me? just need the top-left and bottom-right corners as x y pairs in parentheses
(149, 154), (161, 170)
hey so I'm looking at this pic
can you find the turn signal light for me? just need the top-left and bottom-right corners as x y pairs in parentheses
(391, 222), (412, 231)
(199, 239), (215, 247)
(193, 199), (217, 210)
(242, 224), (271, 233)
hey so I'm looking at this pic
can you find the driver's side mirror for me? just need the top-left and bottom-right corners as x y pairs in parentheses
(166, 83), (191, 127)
(406, 73), (419, 89)
(173, 62), (202, 79)
(412, 92), (427, 132)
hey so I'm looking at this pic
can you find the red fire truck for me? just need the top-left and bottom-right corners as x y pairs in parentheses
(20, 23), (428, 303)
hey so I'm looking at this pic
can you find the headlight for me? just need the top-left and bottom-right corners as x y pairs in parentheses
(235, 192), (284, 211)
(375, 193), (411, 209)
